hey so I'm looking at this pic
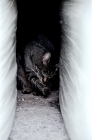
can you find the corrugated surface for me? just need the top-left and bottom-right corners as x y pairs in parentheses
(0, 0), (17, 140)
(60, 1), (92, 140)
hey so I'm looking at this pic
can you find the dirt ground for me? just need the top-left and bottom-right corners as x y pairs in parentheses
(17, 90), (60, 109)
(9, 90), (69, 140)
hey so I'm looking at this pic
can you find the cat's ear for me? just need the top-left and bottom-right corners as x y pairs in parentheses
(42, 52), (51, 65)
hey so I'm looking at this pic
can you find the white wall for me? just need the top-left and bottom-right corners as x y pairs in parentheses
(0, 0), (17, 140)
(60, 0), (92, 140)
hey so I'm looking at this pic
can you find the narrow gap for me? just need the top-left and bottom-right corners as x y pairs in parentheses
(16, 0), (61, 105)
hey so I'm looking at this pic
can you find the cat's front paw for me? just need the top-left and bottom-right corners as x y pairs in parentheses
(42, 87), (50, 97)
(22, 87), (33, 94)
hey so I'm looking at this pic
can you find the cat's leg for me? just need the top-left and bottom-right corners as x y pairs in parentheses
(17, 67), (33, 94)
(30, 77), (50, 96)
(27, 72), (50, 96)
(26, 69), (50, 96)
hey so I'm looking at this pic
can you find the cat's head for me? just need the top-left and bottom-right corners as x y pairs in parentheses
(35, 52), (59, 83)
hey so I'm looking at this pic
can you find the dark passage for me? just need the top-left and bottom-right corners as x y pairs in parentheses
(16, 0), (61, 62)
(16, 0), (61, 92)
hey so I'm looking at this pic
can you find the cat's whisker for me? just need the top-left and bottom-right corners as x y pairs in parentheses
(48, 83), (51, 87)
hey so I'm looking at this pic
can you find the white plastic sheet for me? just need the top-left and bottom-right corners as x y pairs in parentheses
(0, 0), (17, 140)
(60, 0), (92, 140)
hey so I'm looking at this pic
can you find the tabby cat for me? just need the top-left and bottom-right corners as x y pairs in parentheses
(17, 35), (59, 96)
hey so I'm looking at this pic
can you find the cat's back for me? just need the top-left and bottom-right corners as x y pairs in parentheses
(35, 34), (54, 53)
(24, 34), (55, 54)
